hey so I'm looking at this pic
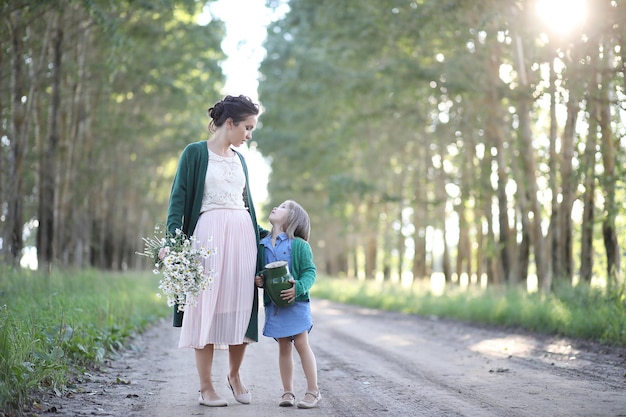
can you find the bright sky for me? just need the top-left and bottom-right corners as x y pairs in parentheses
(201, 0), (288, 101)
(200, 0), (289, 208)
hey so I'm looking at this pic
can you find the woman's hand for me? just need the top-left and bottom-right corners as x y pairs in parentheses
(255, 274), (265, 288)
(158, 246), (169, 260)
(280, 279), (296, 303)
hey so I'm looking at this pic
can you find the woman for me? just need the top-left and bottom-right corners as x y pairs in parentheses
(163, 95), (265, 407)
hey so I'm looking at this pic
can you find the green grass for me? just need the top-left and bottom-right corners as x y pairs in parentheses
(310, 276), (626, 346)
(0, 267), (167, 414)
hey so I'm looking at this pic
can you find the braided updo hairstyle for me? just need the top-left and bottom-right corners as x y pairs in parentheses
(207, 95), (260, 132)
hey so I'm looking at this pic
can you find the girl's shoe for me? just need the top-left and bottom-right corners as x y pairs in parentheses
(297, 391), (322, 409)
(279, 391), (295, 407)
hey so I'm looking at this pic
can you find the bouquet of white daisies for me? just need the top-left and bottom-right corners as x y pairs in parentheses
(138, 225), (215, 312)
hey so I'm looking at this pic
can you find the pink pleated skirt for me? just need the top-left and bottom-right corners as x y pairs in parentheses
(178, 208), (257, 350)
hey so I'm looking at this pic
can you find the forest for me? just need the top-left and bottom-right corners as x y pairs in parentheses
(1, 0), (625, 295)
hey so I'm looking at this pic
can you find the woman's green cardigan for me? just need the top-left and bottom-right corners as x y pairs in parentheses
(165, 140), (266, 341)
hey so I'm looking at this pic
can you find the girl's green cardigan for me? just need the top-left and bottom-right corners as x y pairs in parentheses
(259, 237), (317, 305)
(165, 140), (266, 341)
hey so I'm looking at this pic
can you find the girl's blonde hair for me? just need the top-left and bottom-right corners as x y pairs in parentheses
(283, 200), (310, 241)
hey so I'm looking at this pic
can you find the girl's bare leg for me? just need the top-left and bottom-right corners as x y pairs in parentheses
(278, 337), (295, 392)
(293, 332), (318, 394)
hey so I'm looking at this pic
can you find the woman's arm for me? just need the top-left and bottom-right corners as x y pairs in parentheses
(166, 148), (190, 236)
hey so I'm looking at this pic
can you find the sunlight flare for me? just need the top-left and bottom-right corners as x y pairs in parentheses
(535, 0), (587, 35)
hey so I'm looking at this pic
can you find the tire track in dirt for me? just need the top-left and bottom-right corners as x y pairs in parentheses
(313, 308), (521, 417)
(311, 299), (626, 417)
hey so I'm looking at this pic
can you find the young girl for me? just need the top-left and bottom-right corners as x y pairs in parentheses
(254, 200), (321, 409)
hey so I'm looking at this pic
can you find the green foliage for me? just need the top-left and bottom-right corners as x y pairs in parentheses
(257, 0), (625, 289)
(0, 266), (167, 413)
(311, 276), (626, 346)
(87, 1), (227, 266)
(0, 0), (227, 269)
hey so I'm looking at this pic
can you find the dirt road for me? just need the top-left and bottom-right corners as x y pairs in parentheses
(40, 299), (626, 417)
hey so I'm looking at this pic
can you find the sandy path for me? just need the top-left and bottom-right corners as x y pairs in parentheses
(39, 298), (626, 417)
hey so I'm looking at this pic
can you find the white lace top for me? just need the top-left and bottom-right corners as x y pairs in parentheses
(200, 150), (246, 212)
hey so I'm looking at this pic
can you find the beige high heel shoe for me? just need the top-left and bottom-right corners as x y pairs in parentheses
(227, 375), (251, 404)
(198, 393), (227, 407)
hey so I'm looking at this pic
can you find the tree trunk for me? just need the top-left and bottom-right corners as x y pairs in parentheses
(381, 202), (392, 281)
(435, 167), (452, 282)
(3, 10), (28, 267)
(598, 52), (621, 288)
(485, 38), (512, 284)
(512, 34), (552, 292)
(556, 92), (579, 283)
(37, 11), (63, 270)
(365, 235), (377, 279)
(547, 59), (560, 283)
(493, 124), (511, 284)
(67, 14), (95, 268)
(0, 24), (6, 237)
(456, 139), (472, 283)
(365, 208), (377, 279)
(579, 78), (599, 283)
(476, 115), (502, 285)
(412, 143), (428, 282)
(395, 169), (407, 280)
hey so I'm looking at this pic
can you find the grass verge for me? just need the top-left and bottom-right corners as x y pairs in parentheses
(0, 267), (167, 415)
(310, 276), (626, 346)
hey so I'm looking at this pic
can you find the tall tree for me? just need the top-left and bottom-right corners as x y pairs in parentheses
(598, 46), (621, 288)
(4, 8), (28, 266)
(37, 6), (63, 270)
